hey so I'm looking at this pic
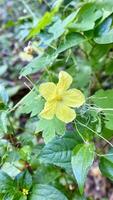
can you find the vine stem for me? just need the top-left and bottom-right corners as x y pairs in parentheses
(96, 152), (113, 157)
(20, 0), (36, 20)
(74, 121), (87, 143)
(76, 119), (113, 148)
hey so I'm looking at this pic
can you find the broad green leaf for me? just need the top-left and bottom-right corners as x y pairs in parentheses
(71, 143), (95, 194)
(29, 184), (68, 200)
(99, 148), (113, 181)
(17, 90), (44, 117)
(39, 132), (82, 172)
(57, 32), (85, 53)
(20, 53), (57, 77)
(75, 59), (92, 88)
(33, 164), (60, 184)
(69, 3), (102, 31)
(92, 89), (113, 130)
(36, 117), (66, 143)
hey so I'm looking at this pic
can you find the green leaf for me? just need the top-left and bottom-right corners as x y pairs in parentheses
(0, 65), (8, 76)
(96, 0), (113, 11)
(47, 11), (77, 44)
(94, 15), (113, 44)
(71, 143), (95, 194)
(72, 191), (86, 200)
(0, 86), (9, 110)
(57, 32), (85, 53)
(36, 117), (66, 143)
(33, 164), (60, 184)
(15, 170), (32, 190)
(0, 111), (8, 133)
(69, 3), (102, 31)
(27, 0), (63, 39)
(29, 184), (68, 200)
(20, 53), (57, 77)
(0, 170), (14, 193)
(92, 89), (113, 130)
(1, 162), (21, 178)
(39, 132), (82, 172)
(18, 90), (44, 117)
(94, 29), (113, 44)
(27, 11), (56, 40)
(99, 148), (113, 181)
(0, 86), (9, 105)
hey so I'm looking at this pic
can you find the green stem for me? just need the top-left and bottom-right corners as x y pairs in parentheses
(74, 121), (87, 143)
(20, 0), (36, 20)
(76, 119), (113, 148)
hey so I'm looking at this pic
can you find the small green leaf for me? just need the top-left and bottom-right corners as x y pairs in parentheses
(69, 3), (102, 31)
(29, 184), (68, 200)
(71, 143), (95, 194)
(94, 29), (113, 44)
(0, 86), (9, 110)
(99, 148), (113, 181)
(27, 0), (63, 39)
(0, 111), (8, 134)
(36, 117), (66, 143)
(18, 90), (44, 117)
(92, 89), (113, 130)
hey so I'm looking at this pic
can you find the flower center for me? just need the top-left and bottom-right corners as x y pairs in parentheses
(55, 95), (62, 101)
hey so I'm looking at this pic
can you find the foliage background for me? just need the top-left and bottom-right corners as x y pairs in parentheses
(1, 0), (113, 199)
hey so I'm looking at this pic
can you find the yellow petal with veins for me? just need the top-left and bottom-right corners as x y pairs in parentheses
(56, 103), (76, 123)
(39, 82), (56, 101)
(57, 71), (72, 92)
(63, 89), (85, 108)
(39, 100), (56, 120)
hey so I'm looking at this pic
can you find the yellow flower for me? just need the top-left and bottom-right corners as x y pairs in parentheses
(22, 188), (29, 196)
(39, 71), (85, 123)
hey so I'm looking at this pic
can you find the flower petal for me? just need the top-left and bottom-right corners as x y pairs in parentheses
(57, 71), (72, 92)
(39, 100), (56, 120)
(19, 52), (33, 62)
(56, 103), (76, 123)
(63, 89), (85, 108)
(39, 82), (56, 101)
